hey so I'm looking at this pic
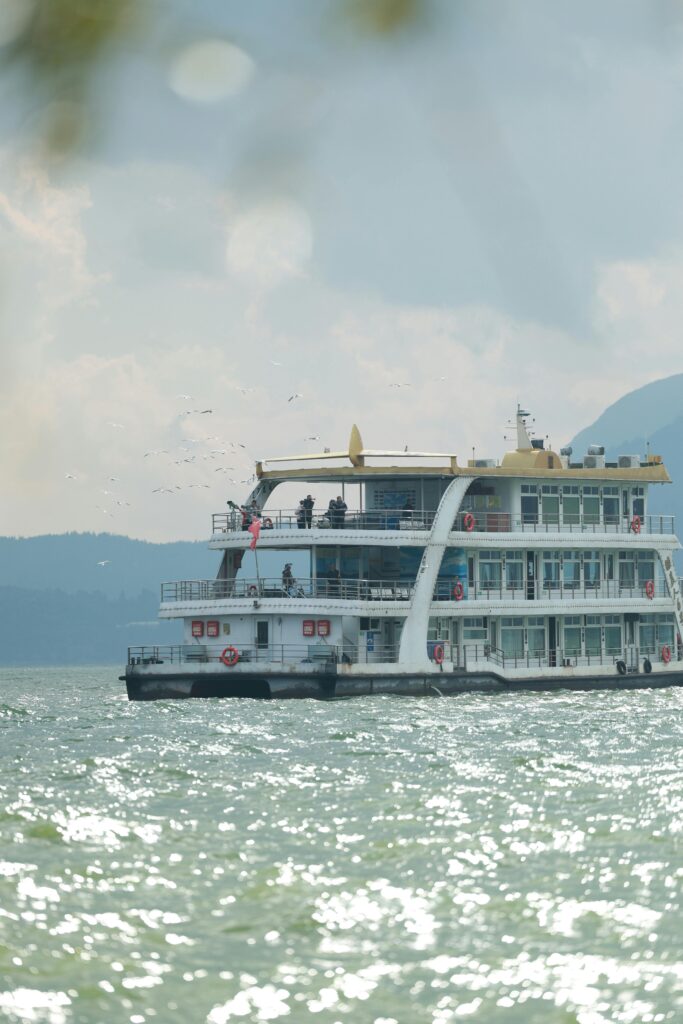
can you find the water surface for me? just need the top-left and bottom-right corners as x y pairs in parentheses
(1, 667), (681, 1023)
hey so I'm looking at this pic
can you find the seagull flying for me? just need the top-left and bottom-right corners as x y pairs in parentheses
(96, 560), (110, 567)
(176, 394), (192, 400)
(288, 393), (303, 402)
(65, 473), (76, 480)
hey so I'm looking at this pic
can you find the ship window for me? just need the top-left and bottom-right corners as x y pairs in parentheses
(542, 551), (560, 588)
(637, 551), (655, 586)
(603, 489), (619, 525)
(505, 552), (523, 590)
(604, 620), (622, 655)
(562, 485), (579, 493)
(501, 618), (524, 657)
(583, 551), (601, 588)
(585, 621), (602, 656)
(521, 485), (537, 493)
(563, 618), (582, 656)
(463, 618), (487, 640)
(479, 551), (502, 590)
(360, 617), (380, 631)
(639, 617), (656, 654)
(656, 614), (675, 649)
(583, 491), (600, 524)
(527, 618), (546, 656)
(618, 552), (636, 590)
(563, 492), (580, 525)
(563, 551), (581, 588)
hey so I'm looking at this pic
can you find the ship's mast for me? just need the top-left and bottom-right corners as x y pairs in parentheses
(516, 405), (533, 450)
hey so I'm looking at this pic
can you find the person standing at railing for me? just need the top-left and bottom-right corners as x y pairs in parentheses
(329, 567), (341, 597)
(332, 495), (347, 528)
(302, 494), (315, 528)
(282, 563), (296, 596)
(296, 501), (306, 529)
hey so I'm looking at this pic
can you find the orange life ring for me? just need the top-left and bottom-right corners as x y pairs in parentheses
(463, 511), (475, 532)
(220, 646), (239, 667)
(433, 643), (444, 665)
(630, 514), (641, 534)
(263, 517), (273, 528)
(247, 585), (258, 597)
(661, 644), (672, 664)
(453, 581), (464, 602)
(645, 579), (655, 599)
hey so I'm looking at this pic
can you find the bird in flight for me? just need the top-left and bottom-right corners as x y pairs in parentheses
(305, 435), (320, 441)
(176, 394), (192, 400)
(270, 360), (282, 366)
(96, 560), (111, 567)
(144, 450), (168, 458)
(288, 393), (303, 402)
(388, 383), (411, 389)
(65, 473), (77, 480)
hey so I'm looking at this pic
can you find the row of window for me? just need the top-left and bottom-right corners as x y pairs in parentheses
(476, 550), (657, 589)
(458, 614), (675, 658)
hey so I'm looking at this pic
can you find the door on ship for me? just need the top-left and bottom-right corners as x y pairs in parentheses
(526, 552), (536, 600)
(256, 620), (269, 659)
(548, 616), (557, 668)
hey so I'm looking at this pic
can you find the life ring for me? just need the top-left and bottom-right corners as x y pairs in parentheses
(433, 643), (444, 665)
(220, 646), (239, 667)
(645, 579), (655, 599)
(463, 511), (475, 532)
(263, 517), (273, 529)
(616, 660), (627, 675)
(630, 514), (641, 534)
(247, 585), (258, 597)
(453, 581), (464, 602)
(661, 644), (672, 664)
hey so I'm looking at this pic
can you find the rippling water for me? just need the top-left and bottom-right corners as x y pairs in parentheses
(1, 668), (682, 1024)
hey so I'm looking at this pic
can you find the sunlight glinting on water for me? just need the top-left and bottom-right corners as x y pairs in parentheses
(0, 668), (681, 1023)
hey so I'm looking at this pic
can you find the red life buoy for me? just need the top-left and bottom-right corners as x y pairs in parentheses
(433, 643), (444, 665)
(263, 517), (273, 529)
(630, 515), (641, 534)
(247, 585), (258, 597)
(463, 512), (475, 532)
(220, 646), (240, 667)
(661, 644), (672, 664)
(645, 579), (655, 599)
(453, 581), (464, 602)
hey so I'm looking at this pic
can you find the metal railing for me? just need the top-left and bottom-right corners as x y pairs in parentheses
(212, 510), (437, 533)
(128, 640), (680, 671)
(128, 642), (400, 667)
(453, 512), (675, 535)
(212, 509), (675, 536)
(161, 577), (416, 603)
(454, 643), (681, 670)
(160, 576), (670, 605)
(432, 578), (670, 602)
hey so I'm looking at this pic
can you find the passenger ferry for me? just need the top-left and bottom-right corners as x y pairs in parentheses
(124, 408), (683, 700)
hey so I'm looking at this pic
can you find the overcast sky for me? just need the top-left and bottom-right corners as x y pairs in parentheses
(2, 0), (683, 541)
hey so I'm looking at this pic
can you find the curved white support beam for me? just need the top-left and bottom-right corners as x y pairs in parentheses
(398, 475), (474, 668)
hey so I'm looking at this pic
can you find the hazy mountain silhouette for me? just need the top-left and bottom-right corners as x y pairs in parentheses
(570, 374), (683, 539)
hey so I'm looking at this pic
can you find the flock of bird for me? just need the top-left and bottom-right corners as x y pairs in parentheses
(61, 390), (335, 567)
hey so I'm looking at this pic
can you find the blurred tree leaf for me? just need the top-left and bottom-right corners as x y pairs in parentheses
(344, 0), (425, 35)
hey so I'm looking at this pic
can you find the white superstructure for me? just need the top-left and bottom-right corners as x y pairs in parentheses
(125, 409), (683, 699)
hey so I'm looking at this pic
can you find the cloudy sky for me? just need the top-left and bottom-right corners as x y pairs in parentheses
(2, 0), (683, 541)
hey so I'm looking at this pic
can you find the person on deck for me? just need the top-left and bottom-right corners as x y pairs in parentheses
(296, 502), (306, 529)
(332, 495), (348, 529)
(302, 495), (315, 529)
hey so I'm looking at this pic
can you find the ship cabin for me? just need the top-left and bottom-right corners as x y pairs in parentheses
(141, 412), (682, 679)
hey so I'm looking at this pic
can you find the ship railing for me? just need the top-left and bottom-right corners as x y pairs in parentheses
(211, 509), (675, 536)
(212, 509), (438, 533)
(432, 578), (671, 603)
(160, 577), (416, 603)
(127, 642), (401, 667)
(453, 512), (675, 535)
(456, 643), (680, 670)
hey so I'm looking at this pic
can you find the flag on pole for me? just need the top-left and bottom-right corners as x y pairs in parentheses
(248, 517), (261, 551)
